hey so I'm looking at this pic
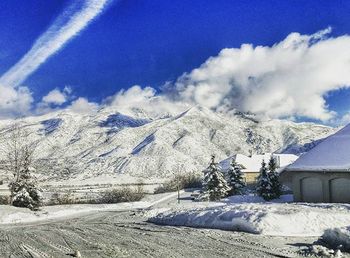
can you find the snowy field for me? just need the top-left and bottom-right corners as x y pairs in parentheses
(0, 202), (149, 225)
(148, 193), (350, 237)
(0, 178), (164, 205)
(0, 191), (181, 225)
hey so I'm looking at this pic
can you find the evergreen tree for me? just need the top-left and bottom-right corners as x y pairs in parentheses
(227, 159), (246, 195)
(268, 156), (282, 199)
(203, 155), (230, 201)
(256, 159), (274, 200)
(9, 155), (42, 210)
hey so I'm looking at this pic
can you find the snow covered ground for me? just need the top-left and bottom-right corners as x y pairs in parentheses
(0, 191), (182, 225)
(4, 188), (350, 241)
(0, 202), (149, 225)
(148, 193), (350, 237)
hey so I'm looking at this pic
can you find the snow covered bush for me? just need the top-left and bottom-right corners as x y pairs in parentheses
(0, 195), (10, 205)
(100, 186), (145, 203)
(203, 155), (230, 201)
(3, 123), (42, 210)
(154, 173), (202, 194)
(49, 192), (75, 205)
(227, 159), (246, 195)
(308, 245), (342, 257)
(321, 227), (350, 252)
(9, 166), (43, 210)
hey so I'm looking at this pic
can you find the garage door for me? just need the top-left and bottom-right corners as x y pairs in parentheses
(301, 177), (323, 203)
(330, 178), (350, 203)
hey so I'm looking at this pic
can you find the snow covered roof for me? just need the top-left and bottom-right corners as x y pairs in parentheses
(220, 153), (298, 173)
(286, 124), (349, 171)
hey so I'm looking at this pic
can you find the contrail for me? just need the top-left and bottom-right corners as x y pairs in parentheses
(0, 0), (112, 88)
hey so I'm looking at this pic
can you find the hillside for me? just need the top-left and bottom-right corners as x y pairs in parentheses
(0, 105), (337, 184)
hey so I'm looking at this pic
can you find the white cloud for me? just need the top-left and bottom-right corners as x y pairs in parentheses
(108, 85), (156, 107)
(0, 85), (33, 118)
(68, 97), (99, 114)
(42, 88), (68, 105)
(175, 28), (350, 121)
(106, 85), (189, 118)
(104, 29), (350, 123)
(3, 25), (350, 124)
(332, 112), (350, 126)
(35, 86), (73, 115)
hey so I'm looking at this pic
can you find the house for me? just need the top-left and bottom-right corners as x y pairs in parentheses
(280, 124), (350, 203)
(220, 153), (298, 184)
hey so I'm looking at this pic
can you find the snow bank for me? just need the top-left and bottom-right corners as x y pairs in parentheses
(149, 198), (350, 236)
(0, 202), (149, 225)
(322, 227), (350, 251)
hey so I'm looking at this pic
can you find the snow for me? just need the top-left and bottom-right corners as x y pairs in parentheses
(310, 245), (342, 257)
(220, 153), (298, 173)
(0, 190), (182, 225)
(148, 194), (350, 236)
(322, 226), (350, 251)
(0, 202), (149, 225)
(0, 105), (335, 183)
(286, 124), (350, 171)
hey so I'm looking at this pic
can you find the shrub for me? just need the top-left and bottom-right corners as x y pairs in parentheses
(0, 195), (10, 205)
(181, 173), (203, 188)
(47, 184), (146, 205)
(48, 192), (75, 205)
(99, 185), (145, 204)
(154, 173), (202, 194)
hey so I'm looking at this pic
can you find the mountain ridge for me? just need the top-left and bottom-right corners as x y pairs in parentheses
(0, 105), (337, 184)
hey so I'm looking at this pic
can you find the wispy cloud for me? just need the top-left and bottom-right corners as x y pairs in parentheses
(0, 0), (112, 88)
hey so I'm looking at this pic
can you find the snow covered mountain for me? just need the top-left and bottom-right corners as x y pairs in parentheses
(0, 105), (337, 184)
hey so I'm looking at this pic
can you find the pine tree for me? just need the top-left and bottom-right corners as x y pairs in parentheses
(268, 156), (282, 199)
(9, 155), (43, 210)
(227, 159), (246, 195)
(203, 155), (230, 201)
(256, 159), (274, 201)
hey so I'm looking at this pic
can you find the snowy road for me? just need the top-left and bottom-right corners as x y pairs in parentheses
(0, 208), (318, 258)
(0, 190), (330, 258)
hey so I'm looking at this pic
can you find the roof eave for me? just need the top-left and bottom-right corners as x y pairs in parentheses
(284, 167), (350, 172)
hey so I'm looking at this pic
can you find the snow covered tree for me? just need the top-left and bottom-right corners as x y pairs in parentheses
(256, 159), (274, 200)
(2, 122), (42, 210)
(268, 156), (282, 199)
(268, 156), (278, 172)
(9, 154), (43, 210)
(203, 155), (230, 201)
(227, 159), (246, 195)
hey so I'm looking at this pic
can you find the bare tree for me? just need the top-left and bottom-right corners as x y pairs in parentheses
(0, 121), (41, 208)
(7, 123), (34, 176)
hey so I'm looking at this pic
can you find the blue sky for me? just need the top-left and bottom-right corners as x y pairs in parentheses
(1, 0), (350, 125)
